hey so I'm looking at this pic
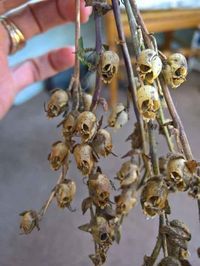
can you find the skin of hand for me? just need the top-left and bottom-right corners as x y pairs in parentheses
(0, 0), (92, 119)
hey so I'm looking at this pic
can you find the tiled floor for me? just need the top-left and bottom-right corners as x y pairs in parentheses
(0, 72), (200, 266)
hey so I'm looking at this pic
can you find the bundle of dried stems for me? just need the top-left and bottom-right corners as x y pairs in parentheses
(19, 1), (200, 265)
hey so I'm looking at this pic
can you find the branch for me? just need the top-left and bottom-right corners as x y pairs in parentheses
(91, 11), (103, 111)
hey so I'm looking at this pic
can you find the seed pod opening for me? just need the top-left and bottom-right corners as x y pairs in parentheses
(101, 51), (119, 84)
(116, 161), (139, 187)
(108, 103), (128, 129)
(73, 144), (95, 175)
(45, 89), (68, 118)
(91, 216), (112, 245)
(48, 141), (69, 171)
(137, 85), (160, 120)
(92, 129), (113, 157)
(88, 172), (111, 208)
(141, 177), (168, 217)
(163, 53), (188, 88)
(76, 111), (97, 142)
(138, 49), (162, 84)
(19, 210), (39, 235)
(55, 179), (76, 209)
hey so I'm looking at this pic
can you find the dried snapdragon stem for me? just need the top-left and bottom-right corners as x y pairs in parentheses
(71, 0), (81, 110)
(90, 9), (103, 111)
(111, 0), (151, 175)
(123, 0), (171, 263)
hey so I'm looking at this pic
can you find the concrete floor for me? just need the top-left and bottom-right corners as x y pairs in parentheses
(0, 72), (200, 266)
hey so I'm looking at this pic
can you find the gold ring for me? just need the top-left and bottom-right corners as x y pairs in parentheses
(0, 16), (26, 54)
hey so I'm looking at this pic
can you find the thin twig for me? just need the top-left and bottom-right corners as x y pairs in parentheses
(161, 78), (193, 160)
(91, 10), (103, 111)
(112, 0), (151, 175)
(72, 0), (81, 110)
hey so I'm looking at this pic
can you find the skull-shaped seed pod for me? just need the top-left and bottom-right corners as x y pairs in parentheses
(91, 216), (112, 245)
(82, 93), (93, 111)
(92, 129), (113, 157)
(88, 172), (111, 208)
(108, 103), (128, 129)
(115, 190), (137, 216)
(45, 89), (68, 118)
(55, 179), (76, 208)
(167, 154), (192, 192)
(101, 50), (119, 84)
(138, 49), (162, 84)
(19, 210), (39, 234)
(141, 177), (168, 217)
(158, 257), (181, 266)
(76, 111), (97, 142)
(62, 111), (79, 138)
(116, 161), (139, 187)
(163, 53), (188, 89)
(48, 141), (69, 171)
(73, 144), (95, 175)
(137, 85), (160, 120)
(188, 176), (200, 199)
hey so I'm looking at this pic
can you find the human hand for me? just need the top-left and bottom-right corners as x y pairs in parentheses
(0, 0), (92, 119)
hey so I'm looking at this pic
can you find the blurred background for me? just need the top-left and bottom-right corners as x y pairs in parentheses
(0, 1), (200, 266)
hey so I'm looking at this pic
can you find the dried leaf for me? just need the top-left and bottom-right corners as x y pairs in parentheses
(81, 197), (93, 215)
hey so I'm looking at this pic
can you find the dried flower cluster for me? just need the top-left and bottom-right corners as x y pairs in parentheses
(19, 0), (200, 265)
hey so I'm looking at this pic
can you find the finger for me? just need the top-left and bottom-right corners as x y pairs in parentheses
(12, 46), (75, 90)
(0, 0), (27, 14)
(0, 0), (92, 54)
(0, 46), (75, 119)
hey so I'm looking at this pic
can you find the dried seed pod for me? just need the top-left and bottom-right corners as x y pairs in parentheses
(138, 49), (162, 84)
(73, 144), (95, 175)
(55, 179), (76, 208)
(162, 219), (191, 260)
(169, 220), (191, 241)
(76, 111), (97, 142)
(91, 216), (112, 245)
(92, 129), (113, 157)
(116, 161), (139, 187)
(62, 111), (79, 138)
(137, 85), (160, 120)
(108, 103), (128, 129)
(45, 89), (68, 118)
(88, 172), (111, 208)
(82, 93), (93, 111)
(115, 190), (137, 216)
(128, 122), (143, 150)
(188, 176), (200, 199)
(158, 257), (181, 266)
(48, 141), (69, 171)
(163, 53), (188, 88)
(19, 210), (39, 234)
(101, 50), (119, 84)
(167, 154), (192, 191)
(141, 177), (168, 217)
